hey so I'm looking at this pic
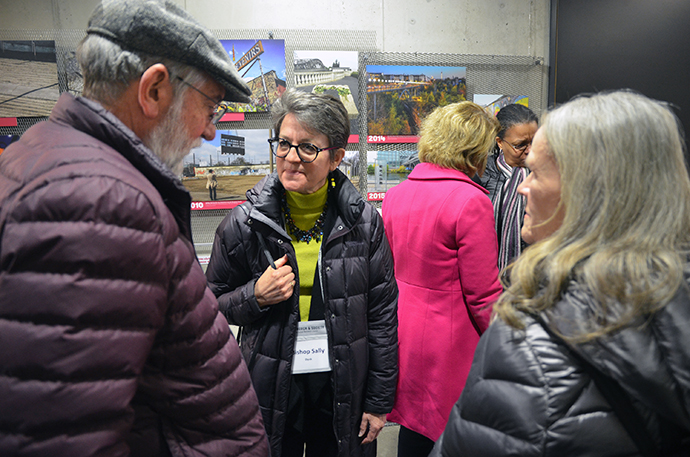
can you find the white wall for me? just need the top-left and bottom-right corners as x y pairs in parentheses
(0, 0), (100, 32)
(1, 0), (550, 57)
(0, 0), (551, 105)
(181, 0), (549, 58)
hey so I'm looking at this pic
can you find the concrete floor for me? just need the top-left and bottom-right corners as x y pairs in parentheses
(377, 423), (399, 457)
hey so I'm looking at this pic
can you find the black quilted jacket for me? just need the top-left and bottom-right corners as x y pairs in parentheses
(206, 170), (399, 457)
(473, 152), (505, 204)
(431, 275), (690, 456)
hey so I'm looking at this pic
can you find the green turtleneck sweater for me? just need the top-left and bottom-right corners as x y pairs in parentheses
(285, 182), (328, 322)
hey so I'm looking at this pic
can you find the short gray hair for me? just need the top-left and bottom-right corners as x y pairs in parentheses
(271, 88), (350, 158)
(77, 34), (205, 107)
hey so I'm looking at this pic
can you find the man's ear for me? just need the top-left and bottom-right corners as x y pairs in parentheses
(138, 63), (173, 119)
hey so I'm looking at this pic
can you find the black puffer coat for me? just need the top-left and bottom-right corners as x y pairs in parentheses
(473, 152), (505, 204)
(431, 275), (690, 456)
(0, 94), (268, 457)
(206, 170), (399, 457)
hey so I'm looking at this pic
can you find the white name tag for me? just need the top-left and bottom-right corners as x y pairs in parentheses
(292, 320), (331, 374)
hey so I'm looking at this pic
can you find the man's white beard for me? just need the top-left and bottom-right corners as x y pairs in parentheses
(145, 95), (202, 176)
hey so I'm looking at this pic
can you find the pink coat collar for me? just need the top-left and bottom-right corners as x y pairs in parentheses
(407, 162), (489, 194)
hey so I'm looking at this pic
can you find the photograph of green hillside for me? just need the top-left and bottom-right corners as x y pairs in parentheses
(366, 65), (466, 139)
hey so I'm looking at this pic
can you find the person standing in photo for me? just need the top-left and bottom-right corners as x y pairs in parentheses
(205, 88), (398, 457)
(475, 103), (538, 272)
(207, 168), (218, 200)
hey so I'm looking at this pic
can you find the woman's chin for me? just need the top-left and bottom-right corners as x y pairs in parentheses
(281, 181), (312, 194)
(282, 180), (302, 191)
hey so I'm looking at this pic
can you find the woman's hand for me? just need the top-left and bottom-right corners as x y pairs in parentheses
(359, 412), (387, 444)
(254, 255), (296, 308)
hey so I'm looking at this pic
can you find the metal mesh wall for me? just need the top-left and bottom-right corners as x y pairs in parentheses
(190, 209), (229, 267)
(1, 27), (545, 250)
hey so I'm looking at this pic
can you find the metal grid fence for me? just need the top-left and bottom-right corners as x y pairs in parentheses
(1, 28), (545, 255)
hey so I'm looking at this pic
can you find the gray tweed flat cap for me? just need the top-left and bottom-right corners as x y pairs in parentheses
(86, 0), (251, 103)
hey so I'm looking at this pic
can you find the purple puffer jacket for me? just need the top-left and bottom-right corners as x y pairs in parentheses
(0, 94), (269, 457)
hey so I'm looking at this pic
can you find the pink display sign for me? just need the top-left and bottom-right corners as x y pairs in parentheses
(367, 191), (386, 201)
(190, 200), (245, 211)
(367, 135), (419, 144)
(218, 112), (245, 122)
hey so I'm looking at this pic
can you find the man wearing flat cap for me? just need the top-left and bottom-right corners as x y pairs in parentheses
(0, 1), (268, 456)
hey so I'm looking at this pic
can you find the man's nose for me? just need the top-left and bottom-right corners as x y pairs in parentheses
(202, 122), (216, 141)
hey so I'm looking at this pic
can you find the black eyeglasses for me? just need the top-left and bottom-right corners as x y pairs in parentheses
(268, 138), (338, 163)
(175, 76), (229, 124)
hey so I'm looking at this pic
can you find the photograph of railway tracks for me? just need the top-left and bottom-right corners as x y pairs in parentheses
(0, 40), (59, 118)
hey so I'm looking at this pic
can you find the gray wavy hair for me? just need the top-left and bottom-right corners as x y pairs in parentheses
(270, 88), (350, 159)
(77, 34), (205, 107)
(495, 90), (690, 341)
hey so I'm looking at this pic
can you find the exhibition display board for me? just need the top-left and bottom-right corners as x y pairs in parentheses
(0, 28), (545, 264)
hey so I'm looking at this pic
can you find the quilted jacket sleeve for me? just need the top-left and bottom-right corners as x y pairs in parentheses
(431, 318), (639, 457)
(363, 206), (399, 414)
(138, 212), (268, 457)
(205, 206), (269, 326)
(0, 167), (171, 455)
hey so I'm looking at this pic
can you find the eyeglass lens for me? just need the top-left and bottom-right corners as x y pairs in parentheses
(269, 138), (321, 162)
(176, 76), (228, 125)
(512, 142), (530, 152)
(211, 103), (229, 124)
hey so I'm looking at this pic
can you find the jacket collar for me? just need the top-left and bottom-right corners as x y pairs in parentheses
(247, 169), (365, 235)
(50, 93), (193, 240)
(408, 162), (489, 194)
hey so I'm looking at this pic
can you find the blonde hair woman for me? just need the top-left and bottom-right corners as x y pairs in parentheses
(382, 101), (503, 457)
(432, 91), (690, 456)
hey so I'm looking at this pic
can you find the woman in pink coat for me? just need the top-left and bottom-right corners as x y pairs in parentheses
(382, 101), (503, 457)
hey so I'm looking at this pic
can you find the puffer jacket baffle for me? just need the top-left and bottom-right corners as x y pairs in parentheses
(206, 170), (399, 457)
(431, 276), (690, 456)
(0, 93), (269, 457)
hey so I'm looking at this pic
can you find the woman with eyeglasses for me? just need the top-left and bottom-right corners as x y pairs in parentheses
(205, 88), (398, 457)
(476, 103), (538, 272)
